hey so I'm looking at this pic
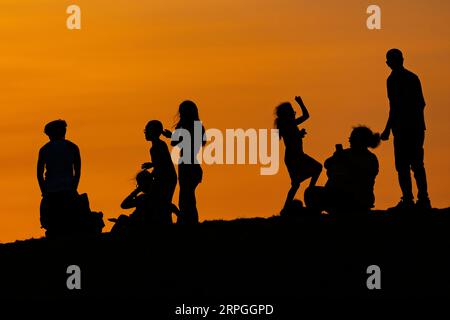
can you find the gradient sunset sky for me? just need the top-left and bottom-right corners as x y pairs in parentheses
(0, 0), (449, 242)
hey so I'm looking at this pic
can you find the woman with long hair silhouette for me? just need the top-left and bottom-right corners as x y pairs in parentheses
(166, 100), (206, 224)
(275, 96), (322, 214)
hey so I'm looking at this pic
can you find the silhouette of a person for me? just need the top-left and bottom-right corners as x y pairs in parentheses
(166, 100), (206, 224)
(110, 170), (180, 234)
(121, 170), (156, 225)
(142, 120), (177, 224)
(307, 126), (380, 214)
(275, 96), (322, 213)
(381, 49), (431, 210)
(37, 120), (81, 233)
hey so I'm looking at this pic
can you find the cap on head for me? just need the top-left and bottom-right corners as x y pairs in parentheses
(386, 48), (404, 69)
(44, 120), (67, 138)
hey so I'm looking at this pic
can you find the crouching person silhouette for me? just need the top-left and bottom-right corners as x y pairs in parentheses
(37, 120), (81, 237)
(109, 170), (180, 235)
(142, 120), (178, 224)
(275, 96), (322, 215)
(305, 126), (380, 216)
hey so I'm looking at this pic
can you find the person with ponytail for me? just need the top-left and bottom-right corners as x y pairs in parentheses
(142, 120), (177, 224)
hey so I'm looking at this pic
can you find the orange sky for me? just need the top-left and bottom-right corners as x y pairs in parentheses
(0, 0), (449, 242)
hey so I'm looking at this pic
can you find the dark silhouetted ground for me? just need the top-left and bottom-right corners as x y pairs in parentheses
(0, 208), (449, 314)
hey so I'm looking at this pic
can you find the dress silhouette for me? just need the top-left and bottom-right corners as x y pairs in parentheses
(381, 49), (431, 210)
(275, 96), (322, 213)
(167, 100), (206, 224)
(306, 126), (380, 215)
(142, 120), (177, 224)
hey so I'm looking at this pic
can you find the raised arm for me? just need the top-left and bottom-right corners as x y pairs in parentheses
(294, 96), (310, 125)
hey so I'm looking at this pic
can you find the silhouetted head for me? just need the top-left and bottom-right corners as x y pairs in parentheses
(274, 102), (295, 129)
(349, 126), (381, 150)
(386, 48), (404, 71)
(44, 120), (67, 140)
(177, 100), (200, 126)
(144, 120), (163, 141)
(136, 170), (153, 193)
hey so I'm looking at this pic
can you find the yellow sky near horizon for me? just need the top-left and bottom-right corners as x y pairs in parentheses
(0, 0), (449, 242)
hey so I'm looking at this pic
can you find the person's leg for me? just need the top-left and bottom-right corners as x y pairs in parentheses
(393, 134), (414, 205)
(309, 160), (323, 188)
(178, 181), (187, 224)
(411, 131), (430, 207)
(179, 166), (199, 224)
(189, 165), (202, 223)
(166, 182), (176, 224)
(186, 183), (199, 224)
(284, 181), (300, 209)
(397, 168), (414, 201)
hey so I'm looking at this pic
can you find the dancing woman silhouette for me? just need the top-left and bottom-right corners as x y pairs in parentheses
(275, 96), (322, 213)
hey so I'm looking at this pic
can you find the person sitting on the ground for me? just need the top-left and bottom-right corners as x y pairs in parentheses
(305, 126), (380, 215)
(109, 170), (179, 234)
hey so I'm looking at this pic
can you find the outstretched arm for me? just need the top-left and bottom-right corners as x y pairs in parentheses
(37, 150), (46, 195)
(294, 96), (310, 125)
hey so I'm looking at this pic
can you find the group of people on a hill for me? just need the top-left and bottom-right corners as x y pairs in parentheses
(38, 101), (206, 236)
(276, 48), (431, 215)
(37, 48), (432, 237)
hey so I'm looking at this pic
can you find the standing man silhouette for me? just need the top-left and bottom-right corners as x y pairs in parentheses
(37, 120), (81, 234)
(381, 49), (431, 210)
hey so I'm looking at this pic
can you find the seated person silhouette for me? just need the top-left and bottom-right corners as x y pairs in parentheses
(109, 170), (179, 234)
(141, 120), (178, 224)
(37, 120), (81, 236)
(305, 126), (380, 215)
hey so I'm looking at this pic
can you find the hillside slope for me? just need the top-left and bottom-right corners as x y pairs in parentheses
(0, 208), (449, 306)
